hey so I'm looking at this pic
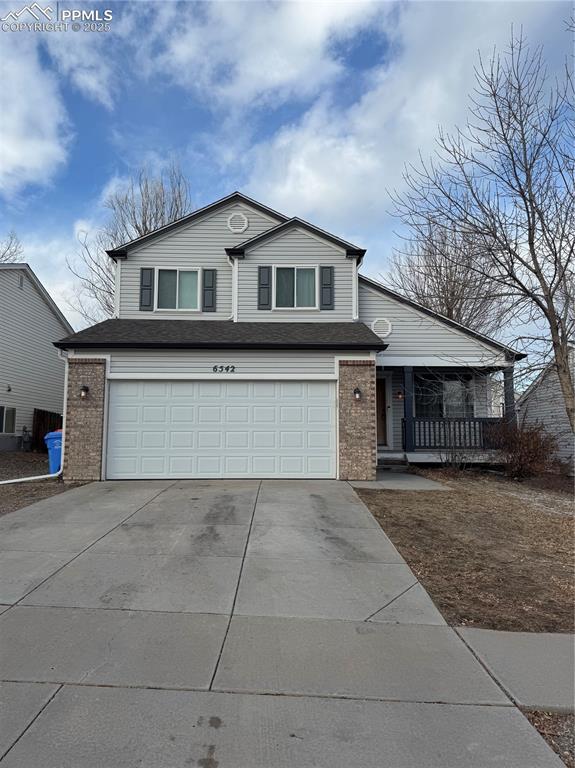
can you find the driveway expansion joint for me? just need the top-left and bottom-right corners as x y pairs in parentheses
(208, 479), (262, 690)
(0, 683), (63, 762)
(0, 482), (177, 616)
(453, 627), (517, 707)
(363, 580), (419, 622)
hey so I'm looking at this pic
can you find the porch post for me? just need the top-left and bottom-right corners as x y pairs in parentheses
(503, 365), (516, 424)
(403, 366), (415, 451)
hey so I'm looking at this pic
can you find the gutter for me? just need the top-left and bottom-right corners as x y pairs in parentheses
(0, 351), (68, 485)
(54, 342), (389, 351)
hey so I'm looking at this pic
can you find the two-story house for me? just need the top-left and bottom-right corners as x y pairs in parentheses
(54, 192), (524, 481)
(1, 263), (73, 451)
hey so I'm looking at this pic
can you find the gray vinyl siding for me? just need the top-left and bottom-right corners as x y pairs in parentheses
(0, 269), (68, 437)
(359, 281), (507, 367)
(518, 359), (574, 466)
(237, 228), (354, 322)
(118, 203), (282, 320)
(74, 350), (366, 378)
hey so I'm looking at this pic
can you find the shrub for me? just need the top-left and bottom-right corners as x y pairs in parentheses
(487, 421), (559, 479)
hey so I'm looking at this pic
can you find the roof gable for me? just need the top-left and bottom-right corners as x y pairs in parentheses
(226, 218), (365, 261)
(359, 274), (524, 361)
(0, 263), (73, 334)
(106, 192), (289, 260)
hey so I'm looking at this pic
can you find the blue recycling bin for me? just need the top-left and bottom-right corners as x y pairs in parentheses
(44, 431), (63, 474)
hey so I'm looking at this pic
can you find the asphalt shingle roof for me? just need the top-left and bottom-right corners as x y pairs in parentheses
(54, 319), (387, 351)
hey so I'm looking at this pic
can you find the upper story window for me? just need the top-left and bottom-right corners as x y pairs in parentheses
(274, 267), (317, 309)
(157, 269), (199, 310)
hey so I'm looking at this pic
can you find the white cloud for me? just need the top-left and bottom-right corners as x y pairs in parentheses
(0, 34), (70, 197)
(43, 32), (116, 109)
(242, 1), (570, 273)
(148, 1), (386, 106)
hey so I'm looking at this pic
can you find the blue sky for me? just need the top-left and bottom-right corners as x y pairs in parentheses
(0, 0), (570, 328)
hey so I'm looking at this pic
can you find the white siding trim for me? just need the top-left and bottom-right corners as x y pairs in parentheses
(352, 258), (359, 321)
(114, 260), (121, 317)
(107, 372), (337, 381)
(100, 357), (111, 480)
(231, 256), (238, 322)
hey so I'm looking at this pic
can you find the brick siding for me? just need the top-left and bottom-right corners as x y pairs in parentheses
(63, 358), (106, 482)
(338, 359), (377, 480)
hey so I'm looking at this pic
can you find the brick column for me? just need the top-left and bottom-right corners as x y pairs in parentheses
(63, 358), (106, 482)
(338, 360), (377, 480)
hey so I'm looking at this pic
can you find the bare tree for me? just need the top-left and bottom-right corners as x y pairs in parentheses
(392, 30), (575, 430)
(0, 231), (22, 263)
(388, 226), (509, 336)
(68, 165), (193, 323)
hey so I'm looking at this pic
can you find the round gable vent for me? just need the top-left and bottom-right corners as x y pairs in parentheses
(227, 212), (249, 234)
(371, 318), (392, 338)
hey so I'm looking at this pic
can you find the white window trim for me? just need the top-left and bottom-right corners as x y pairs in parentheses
(0, 405), (16, 435)
(272, 265), (319, 311)
(154, 267), (202, 312)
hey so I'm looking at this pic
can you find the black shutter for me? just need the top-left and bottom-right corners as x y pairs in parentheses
(139, 268), (154, 311)
(320, 266), (334, 310)
(202, 269), (217, 312)
(258, 266), (272, 310)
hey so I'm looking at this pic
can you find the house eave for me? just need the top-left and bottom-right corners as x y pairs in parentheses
(225, 218), (366, 261)
(54, 341), (388, 352)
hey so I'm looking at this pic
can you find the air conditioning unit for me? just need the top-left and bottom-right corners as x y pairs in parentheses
(371, 318), (392, 338)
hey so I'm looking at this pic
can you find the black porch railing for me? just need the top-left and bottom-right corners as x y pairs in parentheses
(402, 417), (504, 450)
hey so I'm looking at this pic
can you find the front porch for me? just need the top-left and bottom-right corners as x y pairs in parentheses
(376, 365), (515, 463)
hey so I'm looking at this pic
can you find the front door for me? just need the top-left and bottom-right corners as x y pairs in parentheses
(376, 378), (388, 445)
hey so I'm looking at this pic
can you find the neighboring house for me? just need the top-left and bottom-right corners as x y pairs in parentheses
(517, 350), (575, 469)
(0, 264), (73, 451)
(54, 192), (524, 482)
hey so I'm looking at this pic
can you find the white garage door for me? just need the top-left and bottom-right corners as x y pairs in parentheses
(106, 380), (336, 479)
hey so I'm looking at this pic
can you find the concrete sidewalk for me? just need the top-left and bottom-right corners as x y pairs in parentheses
(0, 479), (565, 767)
(351, 470), (449, 491)
(458, 628), (575, 713)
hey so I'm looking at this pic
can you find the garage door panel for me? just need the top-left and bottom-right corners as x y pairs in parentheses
(141, 432), (166, 449)
(170, 432), (195, 449)
(171, 405), (196, 423)
(107, 380), (336, 479)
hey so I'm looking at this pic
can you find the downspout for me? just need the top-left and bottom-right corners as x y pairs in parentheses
(0, 350), (68, 485)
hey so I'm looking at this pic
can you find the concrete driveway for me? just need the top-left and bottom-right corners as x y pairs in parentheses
(0, 480), (562, 767)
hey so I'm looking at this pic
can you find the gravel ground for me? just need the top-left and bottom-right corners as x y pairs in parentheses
(357, 471), (574, 632)
(524, 711), (574, 768)
(0, 452), (83, 517)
